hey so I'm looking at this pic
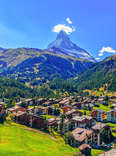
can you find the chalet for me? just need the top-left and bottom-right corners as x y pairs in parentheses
(27, 107), (35, 113)
(91, 109), (105, 121)
(79, 144), (92, 156)
(85, 103), (94, 111)
(76, 100), (92, 109)
(24, 98), (34, 105)
(97, 97), (105, 104)
(13, 111), (28, 125)
(76, 96), (83, 102)
(110, 103), (116, 109)
(2, 98), (8, 103)
(47, 106), (56, 115)
(72, 115), (95, 129)
(62, 106), (71, 113)
(72, 128), (93, 146)
(92, 123), (112, 146)
(7, 106), (27, 113)
(0, 102), (5, 112)
(12, 109), (47, 130)
(43, 101), (51, 107)
(29, 113), (48, 129)
(0, 103), (6, 119)
(110, 96), (116, 99)
(37, 106), (47, 114)
(59, 100), (69, 107)
(70, 102), (79, 109)
(75, 102), (82, 109)
(63, 119), (70, 132)
(59, 97), (73, 107)
(15, 101), (23, 107)
(36, 98), (47, 105)
(47, 118), (58, 128)
(65, 109), (82, 119)
(56, 117), (71, 132)
(107, 109), (116, 123)
(59, 119), (70, 132)
(80, 101), (88, 109)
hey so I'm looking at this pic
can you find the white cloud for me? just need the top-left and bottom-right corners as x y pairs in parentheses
(96, 58), (100, 60)
(99, 46), (116, 56)
(52, 24), (75, 35)
(66, 18), (72, 24)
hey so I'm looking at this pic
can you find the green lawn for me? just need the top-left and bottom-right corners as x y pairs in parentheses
(0, 121), (104, 156)
(77, 109), (90, 116)
(0, 122), (77, 156)
(40, 115), (57, 120)
(93, 104), (111, 112)
(106, 122), (116, 128)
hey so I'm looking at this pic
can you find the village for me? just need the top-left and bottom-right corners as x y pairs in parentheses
(0, 95), (116, 156)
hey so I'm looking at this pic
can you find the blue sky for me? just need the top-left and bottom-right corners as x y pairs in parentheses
(0, 0), (116, 60)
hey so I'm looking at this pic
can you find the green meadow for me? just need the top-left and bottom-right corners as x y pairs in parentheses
(0, 122), (104, 156)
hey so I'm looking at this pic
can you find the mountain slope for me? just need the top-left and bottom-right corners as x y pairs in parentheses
(75, 55), (116, 91)
(48, 31), (96, 62)
(0, 31), (95, 85)
(3, 53), (93, 85)
(0, 78), (37, 98)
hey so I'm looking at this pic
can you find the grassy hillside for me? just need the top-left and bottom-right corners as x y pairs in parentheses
(0, 122), (77, 156)
(0, 122), (104, 156)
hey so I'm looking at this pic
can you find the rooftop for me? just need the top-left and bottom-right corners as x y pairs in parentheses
(72, 128), (93, 142)
(107, 109), (116, 113)
(92, 123), (107, 131)
(79, 144), (91, 151)
(66, 109), (77, 115)
(72, 115), (92, 122)
(13, 111), (26, 117)
(92, 109), (105, 113)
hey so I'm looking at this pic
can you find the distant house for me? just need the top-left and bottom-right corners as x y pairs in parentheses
(79, 144), (92, 156)
(7, 106), (27, 113)
(62, 119), (70, 132)
(72, 115), (95, 129)
(0, 102), (5, 113)
(27, 107), (35, 113)
(24, 98), (34, 106)
(47, 118), (58, 129)
(59, 99), (70, 107)
(97, 97), (105, 104)
(31, 114), (47, 130)
(91, 109), (105, 121)
(62, 106), (71, 113)
(65, 109), (82, 119)
(110, 103), (116, 109)
(72, 128), (93, 146)
(107, 109), (116, 123)
(13, 111), (47, 130)
(0, 103), (6, 120)
(37, 106), (47, 115)
(75, 102), (82, 109)
(43, 101), (51, 107)
(91, 123), (112, 146)
(13, 111), (28, 125)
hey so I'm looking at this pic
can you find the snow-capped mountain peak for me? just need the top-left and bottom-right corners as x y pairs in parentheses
(48, 31), (96, 62)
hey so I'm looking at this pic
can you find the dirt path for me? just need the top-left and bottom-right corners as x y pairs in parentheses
(99, 149), (116, 156)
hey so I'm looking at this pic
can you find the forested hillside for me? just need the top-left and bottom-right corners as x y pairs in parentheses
(0, 78), (37, 98)
(74, 55), (116, 91)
